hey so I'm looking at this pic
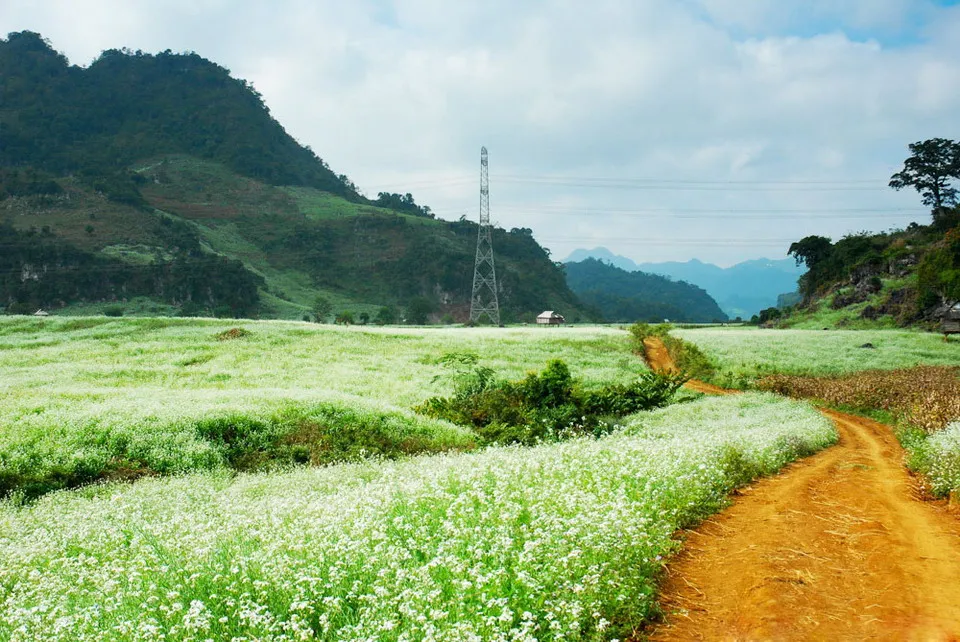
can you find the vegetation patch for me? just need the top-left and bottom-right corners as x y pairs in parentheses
(215, 327), (251, 341)
(757, 366), (960, 433)
(415, 353), (686, 445)
(629, 322), (717, 381)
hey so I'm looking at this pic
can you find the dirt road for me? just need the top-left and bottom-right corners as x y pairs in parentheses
(640, 337), (960, 641)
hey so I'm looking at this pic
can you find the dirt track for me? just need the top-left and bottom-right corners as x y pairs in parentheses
(641, 337), (960, 641)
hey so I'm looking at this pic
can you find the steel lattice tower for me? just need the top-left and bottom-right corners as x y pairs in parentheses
(469, 147), (501, 325)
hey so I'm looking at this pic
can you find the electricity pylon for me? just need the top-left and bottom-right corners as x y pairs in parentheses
(469, 146), (501, 325)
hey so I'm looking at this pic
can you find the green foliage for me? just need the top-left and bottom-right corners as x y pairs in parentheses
(0, 31), (362, 201)
(405, 296), (433, 325)
(373, 192), (434, 218)
(335, 310), (355, 325)
(312, 295), (332, 323)
(102, 305), (124, 317)
(0, 222), (261, 316)
(889, 138), (960, 215)
(416, 356), (686, 445)
(374, 305), (396, 325)
(565, 258), (728, 322)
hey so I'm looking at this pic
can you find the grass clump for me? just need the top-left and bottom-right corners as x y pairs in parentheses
(415, 353), (686, 444)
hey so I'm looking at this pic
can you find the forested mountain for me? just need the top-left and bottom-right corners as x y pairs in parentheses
(565, 258), (728, 323)
(0, 32), (586, 321)
(564, 247), (804, 318)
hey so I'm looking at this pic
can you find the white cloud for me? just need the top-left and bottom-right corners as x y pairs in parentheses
(2, 0), (958, 265)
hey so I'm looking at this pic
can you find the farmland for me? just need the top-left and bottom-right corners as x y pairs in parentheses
(672, 327), (960, 385)
(671, 325), (960, 497)
(0, 317), (843, 640)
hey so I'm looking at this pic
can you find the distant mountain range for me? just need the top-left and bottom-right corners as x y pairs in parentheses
(564, 247), (805, 318)
(564, 258), (728, 323)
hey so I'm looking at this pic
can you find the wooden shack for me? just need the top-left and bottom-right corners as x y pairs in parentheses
(536, 310), (565, 325)
(943, 304), (960, 336)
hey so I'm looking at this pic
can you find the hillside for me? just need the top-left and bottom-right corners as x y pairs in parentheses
(564, 247), (804, 318)
(0, 32), (587, 322)
(773, 213), (960, 329)
(565, 258), (728, 323)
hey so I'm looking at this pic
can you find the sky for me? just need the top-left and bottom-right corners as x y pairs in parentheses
(3, 0), (960, 266)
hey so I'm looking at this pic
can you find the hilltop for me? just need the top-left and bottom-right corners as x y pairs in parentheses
(0, 32), (586, 322)
(770, 212), (959, 329)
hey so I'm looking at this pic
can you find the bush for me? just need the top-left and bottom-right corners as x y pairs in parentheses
(415, 356), (686, 445)
(103, 305), (124, 317)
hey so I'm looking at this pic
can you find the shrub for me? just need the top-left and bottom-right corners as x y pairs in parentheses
(416, 356), (686, 445)
(103, 305), (124, 317)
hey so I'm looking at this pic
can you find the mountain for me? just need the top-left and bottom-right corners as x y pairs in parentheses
(563, 247), (805, 318)
(0, 32), (588, 322)
(565, 258), (728, 323)
(563, 247), (639, 272)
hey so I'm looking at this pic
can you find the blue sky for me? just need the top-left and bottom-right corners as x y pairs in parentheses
(3, 0), (959, 266)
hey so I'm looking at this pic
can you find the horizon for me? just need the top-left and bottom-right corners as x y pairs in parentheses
(3, 1), (958, 265)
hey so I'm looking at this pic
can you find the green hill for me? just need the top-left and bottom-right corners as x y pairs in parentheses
(564, 258), (728, 323)
(0, 32), (586, 322)
(773, 210), (959, 329)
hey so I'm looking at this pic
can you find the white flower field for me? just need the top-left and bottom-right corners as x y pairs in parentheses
(0, 318), (841, 640)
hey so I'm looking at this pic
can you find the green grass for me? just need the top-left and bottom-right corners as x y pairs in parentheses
(674, 326), (960, 386)
(0, 318), (641, 498)
(780, 276), (914, 330)
(0, 393), (835, 641)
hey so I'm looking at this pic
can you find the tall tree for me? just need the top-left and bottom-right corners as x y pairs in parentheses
(889, 138), (960, 228)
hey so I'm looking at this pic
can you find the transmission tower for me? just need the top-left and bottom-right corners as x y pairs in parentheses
(469, 146), (501, 325)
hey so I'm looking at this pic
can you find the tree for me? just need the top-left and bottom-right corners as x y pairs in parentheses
(788, 235), (833, 270)
(358, 311), (370, 325)
(405, 297), (433, 325)
(335, 311), (354, 325)
(889, 138), (960, 227)
(374, 306), (396, 325)
(312, 296), (332, 323)
(788, 236), (834, 299)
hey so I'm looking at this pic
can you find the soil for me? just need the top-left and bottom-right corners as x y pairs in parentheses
(638, 337), (960, 641)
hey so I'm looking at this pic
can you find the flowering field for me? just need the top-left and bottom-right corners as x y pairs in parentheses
(673, 327), (960, 385)
(673, 326), (960, 496)
(0, 318), (639, 497)
(0, 393), (835, 641)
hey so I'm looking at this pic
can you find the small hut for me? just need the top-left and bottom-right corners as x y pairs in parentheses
(33, 309), (49, 317)
(943, 303), (960, 337)
(536, 310), (565, 325)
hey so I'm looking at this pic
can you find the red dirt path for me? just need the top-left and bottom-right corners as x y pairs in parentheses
(639, 337), (960, 641)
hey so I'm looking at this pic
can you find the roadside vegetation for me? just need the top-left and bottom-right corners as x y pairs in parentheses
(0, 393), (835, 641)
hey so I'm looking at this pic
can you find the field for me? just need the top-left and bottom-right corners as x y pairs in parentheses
(0, 318), (639, 498)
(0, 393), (834, 641)
(0, 317), (843, 640)
(672, 326), (960, 496)
(673, 327), (960, 384)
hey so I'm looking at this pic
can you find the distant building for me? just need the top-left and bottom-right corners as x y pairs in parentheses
(943, 303), (960, 336)
(33, 309), (49, 317)
(536, 311), (565, 325)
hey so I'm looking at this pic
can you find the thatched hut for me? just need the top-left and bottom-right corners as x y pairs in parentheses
(536, 311), (565, 325)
